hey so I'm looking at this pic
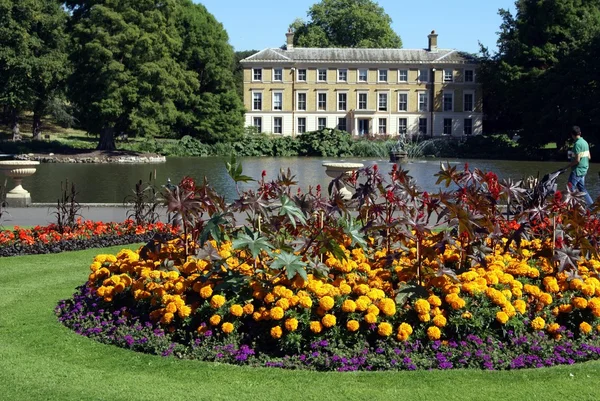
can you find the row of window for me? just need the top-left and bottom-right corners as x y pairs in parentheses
(252, 117), (474, 136)
(253, 67), (475, 83)
(252, 91), (475, 112)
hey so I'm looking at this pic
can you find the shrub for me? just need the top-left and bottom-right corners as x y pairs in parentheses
(297, 128), (353, 157)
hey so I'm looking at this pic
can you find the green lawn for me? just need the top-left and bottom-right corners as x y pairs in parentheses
(1, 247), (600, 401)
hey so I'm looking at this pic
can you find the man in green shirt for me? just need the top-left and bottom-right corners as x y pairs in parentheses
(567, 126), (593, 206)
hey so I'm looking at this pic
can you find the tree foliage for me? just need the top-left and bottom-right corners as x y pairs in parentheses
(480, 0), (600, 146)
(65, 0), (244, 150)
(0, 0), (69, 139)
(292, 0), (402, 48)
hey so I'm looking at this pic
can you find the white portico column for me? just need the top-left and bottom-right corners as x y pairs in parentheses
(353, 117), (358, 136)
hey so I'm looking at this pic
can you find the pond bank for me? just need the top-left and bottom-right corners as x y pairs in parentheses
(13, 150), (165, 163)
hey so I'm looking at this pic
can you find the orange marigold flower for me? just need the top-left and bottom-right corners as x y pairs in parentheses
(414, 299), (431, 314)
(319, 296), (335, 311)
(269, 306), (284, 320)
(285, 318), (299, 332)
(230, 304), (244, 317)
(398, 322), (413, 335)
(209, 314), (221, 326)
(322, 314), (337, 328)
(428, 295), (442, 307)
(377, 322), (393, 337)
(346, 320), (360, 332)
(427, 326), (441, 340)
(270, 326), (283, 339)
(222, 322), (234, 334)
(310, 321), (323, 333)
(496, 311), (509, 324)
(433, 315), (447, 327)
(243, 303), (254, 315)
(342, 299), (357, 313)
(210, 294), (226, 308)
(572, 297), (588, 309)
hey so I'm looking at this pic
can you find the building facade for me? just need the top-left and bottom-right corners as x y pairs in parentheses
(241, 30), (482, 137)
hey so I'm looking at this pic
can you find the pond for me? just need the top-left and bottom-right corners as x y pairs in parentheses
(12, 156), (600, 204)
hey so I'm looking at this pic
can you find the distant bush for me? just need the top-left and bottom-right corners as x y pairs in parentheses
(297, 128), (353, 157)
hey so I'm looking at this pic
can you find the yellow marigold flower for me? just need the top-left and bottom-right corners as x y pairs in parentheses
(449, 297), (466, 310)
(531, 317), (545, 330)
(319, 296), (335, 311)
(397, 330), (410, 342)
(322, 314), (336, 328)
(243, 303), (254, 315)
(364, 313), (378, 324)
(367, 304), (380, 316)
(178, 305), (192, 318)
(347, 320), (360, 332)
(547, 323), (560, 333)
(427, 295), (442, 307)
(379, 298), (396, 316)
(580, 321), (593, 334)
(270, 325), (283, 339)
(165, 302), (177, 314)
(414, 299), (431, 314)
(210, 294), (226, 309)
(377, 322), (393, 337)
(339, 283), (352, 295)
(209, 314), (221, 326)
(496, 311), (509, 324)
(160, 312), (174, 325)
(462, 311), (472, 319)
(572, 297), (588, 309)
(559, 304), (573, 313)
(570, 279), (584, 291)
(354, 284), (370, 295)
(342, 299), (357, 313)
(427, 326), (441, 340)
(230, 304), (244, 317)
(538, 293), (553, 306)
(299, 296), (313, 309)
(263, 292), (276, 304)
(418, 313), (431, 322)
(276, 298), (290, 310)
(270, 306), (285, 320)
(222, 322), (234, 334)
(285, 318), (299, 332)
(310, 321), (323, 333)
(398, 322), (413, 335)
(433, 315), (447, 327)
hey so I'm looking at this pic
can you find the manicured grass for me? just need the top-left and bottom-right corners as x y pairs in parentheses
(1, 247), (600, 401)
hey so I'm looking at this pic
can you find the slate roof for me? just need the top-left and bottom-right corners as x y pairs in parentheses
(241, 47), (477, 64)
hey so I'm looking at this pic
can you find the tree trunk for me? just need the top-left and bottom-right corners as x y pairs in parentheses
(32, 110), (42, 140)
(10, 109), (20, 141)
(97, 125), (116, 150)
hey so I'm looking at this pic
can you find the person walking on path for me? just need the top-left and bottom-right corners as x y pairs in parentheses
(566, 126), (594, 206)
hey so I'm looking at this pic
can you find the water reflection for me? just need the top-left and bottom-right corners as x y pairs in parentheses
(18, 157), (600, 204)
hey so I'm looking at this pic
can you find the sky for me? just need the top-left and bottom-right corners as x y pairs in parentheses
(197, 0), (516, 54)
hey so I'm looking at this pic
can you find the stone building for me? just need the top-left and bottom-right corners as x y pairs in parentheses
(240, 30), (482, 137)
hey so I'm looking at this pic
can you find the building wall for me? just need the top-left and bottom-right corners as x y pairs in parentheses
(243, 64), (483, 137)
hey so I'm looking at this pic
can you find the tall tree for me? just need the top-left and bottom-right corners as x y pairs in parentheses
(292, 0), (402, 48)
(174, 2), (245, 143)
(0, 0), (69, 140)
(234, 50), (259, 101)
(66, 0), (198, 150)
(482, 0), (600, 145)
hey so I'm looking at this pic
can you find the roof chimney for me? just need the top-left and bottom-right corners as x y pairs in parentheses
(428, 30), (438, 52)
(286, 28), (295, 50)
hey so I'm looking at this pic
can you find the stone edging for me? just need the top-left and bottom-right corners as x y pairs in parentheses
(13, 154), (166, 164)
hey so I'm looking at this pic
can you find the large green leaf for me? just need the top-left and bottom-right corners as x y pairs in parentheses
(226, 155), (254, 183)
(232, 231), (274, 259)
(279, 196), (307, 229)
(270, 251), (308, 281)
(341, 218), (368, 249)
(199, 213), (228, 246)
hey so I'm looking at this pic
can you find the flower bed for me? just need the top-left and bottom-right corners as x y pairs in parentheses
(0, 219), (178, 257)
(56, 162), (600, 370)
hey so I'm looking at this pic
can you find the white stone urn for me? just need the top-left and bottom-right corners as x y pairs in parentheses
(322, 162), (364, 200)
(0, 160), (40, 206)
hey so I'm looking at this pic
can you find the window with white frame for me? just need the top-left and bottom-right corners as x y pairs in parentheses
(358, 93), (368, 110)
(297, 117), (306, 134)
(297, 92), (306, 111)
(418, 92), (428, 112)
(338, 117), (347, 132)
(398, 118), (407, 134)
(273, 68), (283, 81)
(418, 118), (427, 135)
(378, 69), (388, 82)
(358, 69), (368, 82)
(318, 68), (327, 82)
(337, 92), (347, 111)
(398, 92), (408, 111)
(443, 118), (453, 135)
(317, 92), (327, 111)
(338, 68), (348, 82)
(418, 69), (429, 83)
(464, 118), (473, 135)
(464, 92), (474, 112)
(252, 68), (262, 81)
(378, 92), (388, 111)
(398, 69), (408, 82)
(318, 117), (327, 130)
(253, 117), (262, 133)
(297, 69), (306, 81)
(378, 118), (387, 134)
(273, 117), (282, 134)
(272, 92), (283, 111)
(443, 92), (453, 112)
(444, 69), (453, 82)
(252, 92), (262, 111)
(464, 69), (474, 82)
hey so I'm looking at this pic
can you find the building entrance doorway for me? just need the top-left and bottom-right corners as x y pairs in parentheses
(358, 119), (369, 136)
